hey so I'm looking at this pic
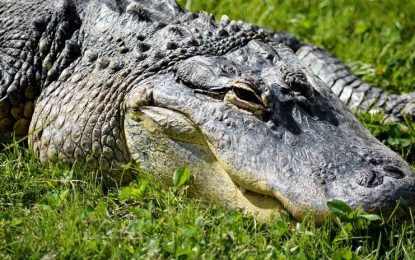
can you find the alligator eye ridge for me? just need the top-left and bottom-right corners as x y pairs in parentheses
(278, 62), (315, 102)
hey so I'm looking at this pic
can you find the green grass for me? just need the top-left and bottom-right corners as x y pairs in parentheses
(1, 142), (415, 259)
(1, 0), (415, 258)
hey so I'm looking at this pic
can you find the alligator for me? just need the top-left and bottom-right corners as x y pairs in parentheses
(1, 0), (415, 222)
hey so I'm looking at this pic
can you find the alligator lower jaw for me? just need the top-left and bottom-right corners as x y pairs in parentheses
(192, 161), (290, 223)
(227, 177), (330, 224)
(225, 185), (287, 222)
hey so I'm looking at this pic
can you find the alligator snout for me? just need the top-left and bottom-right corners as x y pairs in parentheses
(272, 149), (415, 220)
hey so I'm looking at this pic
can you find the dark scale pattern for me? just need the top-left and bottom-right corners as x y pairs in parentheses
(0, 1), (52, 136)
(27, 0), (270, 174)
(0, 0), (82, 138)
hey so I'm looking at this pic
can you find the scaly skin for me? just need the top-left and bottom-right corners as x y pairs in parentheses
(295, 44), (415, 122)
(1, 0), (415, 223)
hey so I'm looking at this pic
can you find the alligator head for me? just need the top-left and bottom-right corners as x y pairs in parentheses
(112, 4), (414, 223)
(124, 42), (415, 222)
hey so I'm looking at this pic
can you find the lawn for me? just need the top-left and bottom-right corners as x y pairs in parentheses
(1, 0), (415, 258)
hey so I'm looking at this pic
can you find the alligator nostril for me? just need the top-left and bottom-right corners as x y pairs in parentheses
(356, 170), (383, 188)
(383, 165), (405, 179)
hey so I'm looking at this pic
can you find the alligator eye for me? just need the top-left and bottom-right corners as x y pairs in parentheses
(224, 79), (267, 116)
(234, 87), (262, 104)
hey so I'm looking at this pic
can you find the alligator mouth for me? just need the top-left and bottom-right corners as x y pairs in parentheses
(218, 165), (330, 223)
(231, 182), (288, 218)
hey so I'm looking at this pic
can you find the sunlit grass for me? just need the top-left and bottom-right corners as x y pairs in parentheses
(1, 142), (415, 258)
